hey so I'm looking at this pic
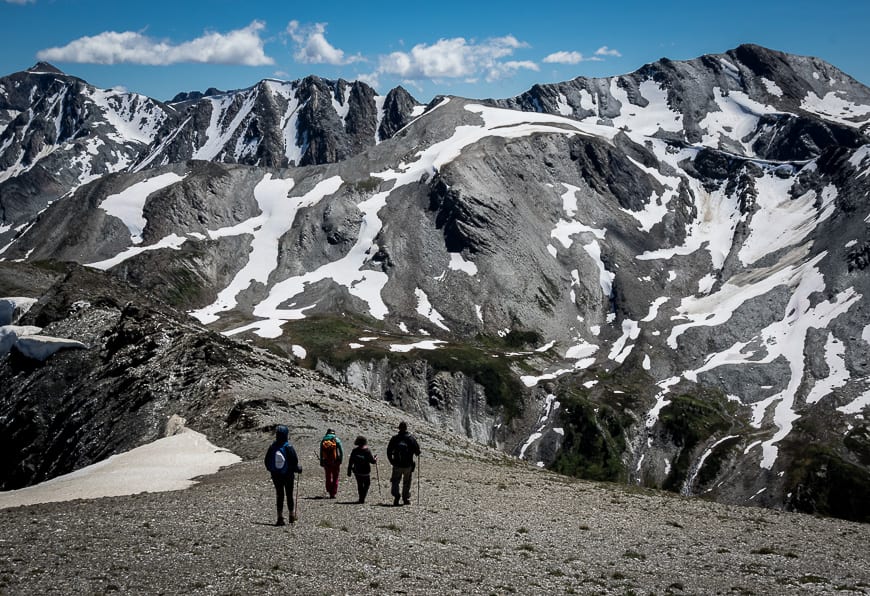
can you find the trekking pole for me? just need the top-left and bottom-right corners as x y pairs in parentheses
(375, 461), (382, 500)
(417, 455), (421, 505)
(293, 472), (300, 523)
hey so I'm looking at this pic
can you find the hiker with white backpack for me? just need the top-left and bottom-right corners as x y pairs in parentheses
(264, 425), (302, 526)
(318, 428), (344, 499)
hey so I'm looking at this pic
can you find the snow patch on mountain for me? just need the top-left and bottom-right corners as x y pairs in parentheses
(638, 166), (739, 269)
(519, 393), (560, 459)
(700, 88), (779, 155)
(0, 428), (240, 509)
(86, 88), (166, 145)
(801, 90), (870, 127)
(415, 288), (450, 331)
(448, 253), (478, 275)
(837, 389), (870, 415)
(389, 339), (445, 353)
(99, 173), (185, 244)
(804, 333), (849, 405)
(608, 319), (639, 363)
(196, 175), (345, 328)
(0, 297), (37, 325)
(608, 79), (684, 136)
(193, 93), (256, 161)
(86, 234), (188, 270)
(739, 177), (837, 266)
(680, 253), (860, 467)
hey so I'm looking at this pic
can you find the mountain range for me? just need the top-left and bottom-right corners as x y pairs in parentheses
(1, 43), (869, 522)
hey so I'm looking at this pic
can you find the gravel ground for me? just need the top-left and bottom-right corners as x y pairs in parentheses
(1, 438), (869, 596)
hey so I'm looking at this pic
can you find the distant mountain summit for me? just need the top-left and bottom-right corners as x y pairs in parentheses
(25, 61), (65, 74)
(2, 45), (870, 522)
(0, 68), (422, 248)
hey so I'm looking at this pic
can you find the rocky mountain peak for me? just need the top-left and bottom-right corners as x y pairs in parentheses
(25, 61), (64, 74)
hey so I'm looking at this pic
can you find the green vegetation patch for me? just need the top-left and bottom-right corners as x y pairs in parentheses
(550, 389), (631, 482)
(417, 342), (526, 418)
(279, 315), (526, 419)
(844, 423), (870, 466)
(783, 445), (870, 523)
(696, 435), (742, 487)
(280, 314), (385, 364)
(659, 392), (735, 492)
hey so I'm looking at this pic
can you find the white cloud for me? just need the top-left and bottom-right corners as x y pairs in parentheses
(36, 21), (273, 66)
(543, 46), (621, 65)
(376, 36), (531, 82)
(595, 46), (622, 57)
(287, 21), (362, 65)
(486, 60), (539, 82)
(542, 51), (601, 65)
(4, 0), (36, 4)
(543, 51), (582, 65)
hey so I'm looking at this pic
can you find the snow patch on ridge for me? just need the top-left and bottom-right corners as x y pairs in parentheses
(99, 173), (185, 244)
(739, 178), (837, 266)
(86, 233), (188, 270)
(680, 253), (861, 468)
(0, 428), (240, 509)
(801, 90), (870, 127)
(804, 333), (849, 405)
(414, 288), (450, 331)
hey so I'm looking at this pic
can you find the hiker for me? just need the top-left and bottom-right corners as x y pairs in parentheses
(319, 428), (344, 498)
(264, 425), (302, 526)
(347, 436), (378, 504)
(387, 421), (421, 506)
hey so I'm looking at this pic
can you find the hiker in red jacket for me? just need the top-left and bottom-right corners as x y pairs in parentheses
(319, 428), (344, 498)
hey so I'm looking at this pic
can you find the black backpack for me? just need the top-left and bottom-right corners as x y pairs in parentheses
(394, 436), (414, 467)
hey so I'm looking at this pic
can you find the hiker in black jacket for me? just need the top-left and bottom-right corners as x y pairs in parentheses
(347, 435), (378, 504)
(386, 421), (421, 506)
(264, 425), (302, 526)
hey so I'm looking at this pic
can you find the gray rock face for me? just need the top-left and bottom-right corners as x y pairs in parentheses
(2, 46), (870, 521)
(0, 65), (421, 248)
(0, 65), (173, 245)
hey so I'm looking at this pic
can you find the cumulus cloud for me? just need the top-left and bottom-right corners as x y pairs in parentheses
(287, 21), (362, 65)
(376, 35), (532, 82)
(36, 21), (273, 66)
(486, 60), (539, 82)
(595, 46), (622, 57)
(543, 46), (622, 65)
(543, 51), (588, 65)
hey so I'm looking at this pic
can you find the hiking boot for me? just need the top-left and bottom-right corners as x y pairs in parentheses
(276, 517), (286, 526)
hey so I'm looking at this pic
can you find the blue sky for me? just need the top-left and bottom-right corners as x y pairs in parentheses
(2, 0), (868, 102)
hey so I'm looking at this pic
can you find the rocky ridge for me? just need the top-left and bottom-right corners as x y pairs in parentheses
(0, 452), (868, 595)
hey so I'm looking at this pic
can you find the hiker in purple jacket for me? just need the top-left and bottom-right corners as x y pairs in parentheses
(264, 425), (301, 526)
(347, 436), (378, 504)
